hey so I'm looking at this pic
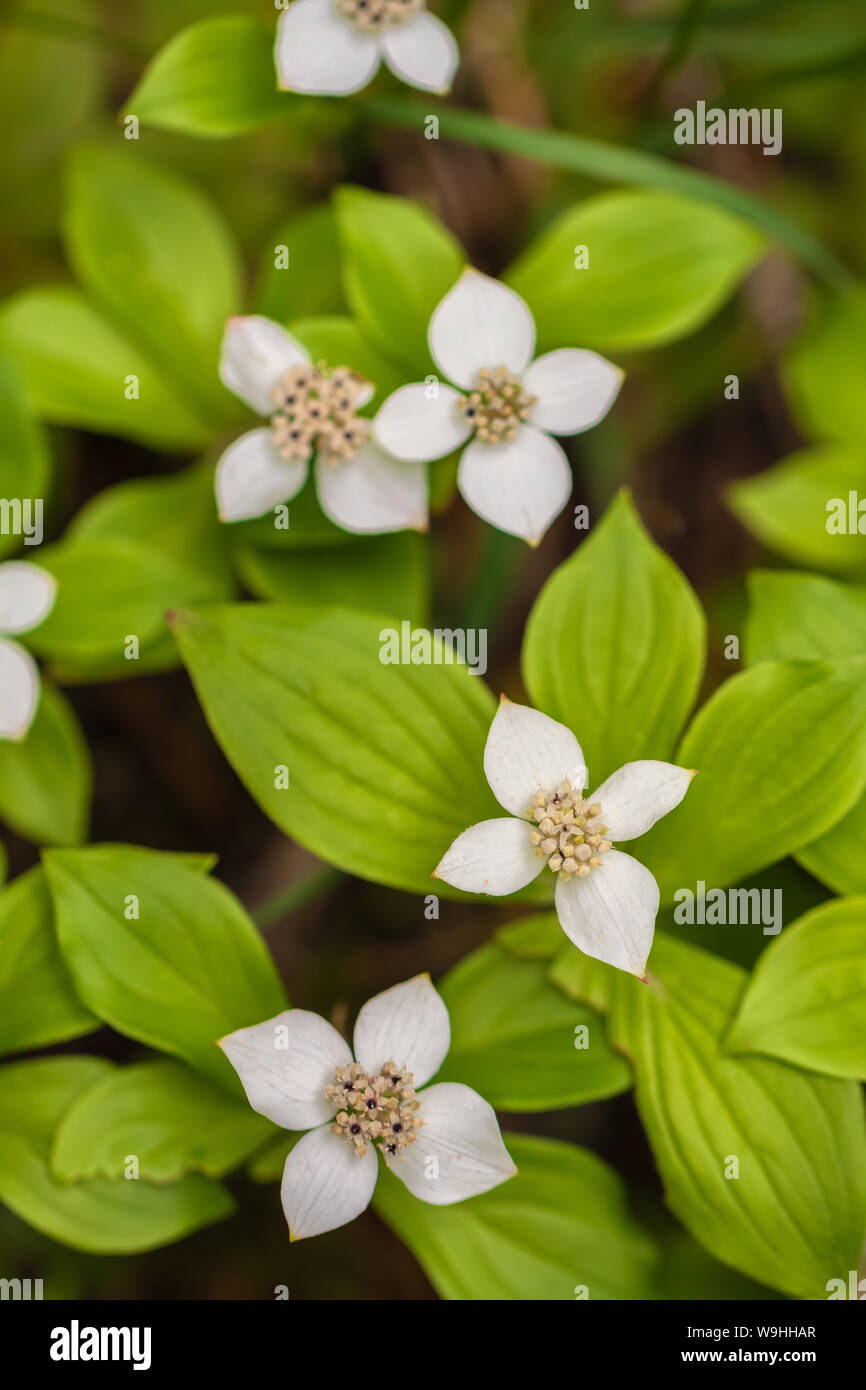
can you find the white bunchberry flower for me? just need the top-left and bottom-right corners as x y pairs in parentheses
(0, 561), (56, 741)
(434, 700), (696, 980)
(220, 974), (516, 1240)
(373, 269), (624, 544)
(275, 0), (459, 98)
(214, 315), (428, 534)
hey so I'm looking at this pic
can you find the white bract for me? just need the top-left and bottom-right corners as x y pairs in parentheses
(0, 561), (56, 741)
(275, 0), (459, 97)
(214, 315), (428, 534)
(434, 700), (695, 979)
(220, 973), (516, 1240)
(374, 269), (623, 544)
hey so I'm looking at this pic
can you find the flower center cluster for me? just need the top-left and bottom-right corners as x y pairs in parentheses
(336, 0), (425, 35)
(457, 366), (537, 444)
(526, 779), (613, 881)
(325, 1060), (422, 1160)
(270, 363), (369, 465)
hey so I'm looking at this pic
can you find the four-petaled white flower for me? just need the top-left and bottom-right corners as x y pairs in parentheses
(434, 700), (695, 979)
(220, 974), (516, 1240)
(275, 0), (459, 98)
(214, 315), (428, 534)
(0, 561), (56, 742)
(373, 269), (623, 545)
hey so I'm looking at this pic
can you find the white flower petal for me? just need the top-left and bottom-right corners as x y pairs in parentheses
(433, 817), (545, 896)
(219, 315), (311, 416)
(381, 10), (459, 94)
(218, 1009), (352, 1132)
(0, 562), (56, 635)
(373, 382), (471, 462)
(429, 270), (535, 390)
(353, 974), (450, 1088)
(458, 425), (571, 544)
(387, 1082), (516, 1205)
(522, 348), (623, 436)
(483, 699), (586, 817)
(281, 1124), (378, 1240)
(275, 0), (381, 96)
(315, 442), (427, 534)
(215, 427), (308, 522)
(555, 849), (659, 979)
(0, 638), (40, 741)
(589, 760), (695, 842)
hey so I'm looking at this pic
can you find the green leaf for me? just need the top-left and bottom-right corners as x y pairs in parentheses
(782, 289), (866, 446)
(0, 685), (91, 845)
(43, 844), (287, 1092)
(0, 286), (212, 449)
(728, 444), (866, 574)
(69, 462), (234, 597)
(522, 491), (705, 782)
(375, 1132), (656, 1300)
(797, 792), (866, 896)
(0, 1057), (234, 1253)
(636, 658), (866, 901)
(436, 942), (631, 1109)
(550, 932), (866, 1299)
(247, 1132), (300, 1183)
(254, 204), (347, 322)
(744, 570), (866, 894)
(63, 145), (241, 426)
(288, 315), (408, 409)
(334, 186), (464, 375)
(27, 535), (224, 673)
(507, 191), (764, 352)
(173, 604), (499, 895)
(0, 867), (96, 1057)
(0, 356), (51, 560)
(746, 569), (866, 664)
(236, 531), (429, 625)
(361, 97), (848, 288)
(727, 898), (866, 1079)
(495, 910), (565, 960)
(126, 17), (287, 137)
(51, 1058), (275, 1183)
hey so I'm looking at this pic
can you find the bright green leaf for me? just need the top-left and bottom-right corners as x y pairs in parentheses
(437, 943), (631, 1109)
(375, 1132), (656, 1300)
(782, 289), (866, 447)
(0, 356), (51, 559)
(254, 203), (347, 321)
(636, 658), (866, 901)
(43, 844), (287, 1092)
(727, 898), (866, 1079)
(746, 569), (866, 664)
(550, 932), (866, 1299)
(0, 286), (211, 449)
(0, 1057), (234, 1253)
(506, 191), (764, 352)
(334, 186), (464, 375)
(63, 144), (241, 425)
(173, 603), (499, 896)
(126, 17), (287, 138)
(0, 867), (96, 1057)
(728, 445), (866, 574)
(0, 686), (91, 846)
(522, 491), (705, 782)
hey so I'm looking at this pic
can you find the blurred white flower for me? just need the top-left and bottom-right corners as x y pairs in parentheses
(374, 269), (623, 544)
(214, 315), (427, 534)
(0, 561), (56, 741)
(434, 700), (695, 979)
(220, 973), (516, 1240)
(275, 0), (459, 98)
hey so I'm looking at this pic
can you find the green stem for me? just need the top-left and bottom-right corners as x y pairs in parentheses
(357, 98), (853, 289)
(252, 866), (341, 928)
